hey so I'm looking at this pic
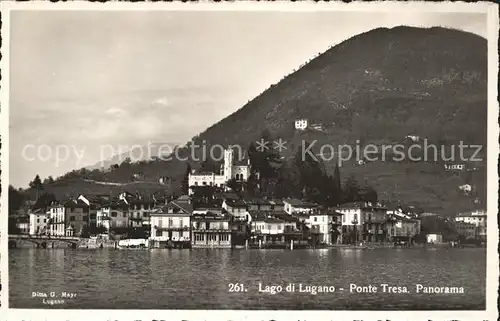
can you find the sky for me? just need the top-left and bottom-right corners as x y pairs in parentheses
(8, 9), (487, 188)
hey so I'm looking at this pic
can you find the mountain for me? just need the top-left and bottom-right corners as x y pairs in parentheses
(85, 141), (182, 171)
(25, 26), (487, 215)
(196, 26), (486, 148)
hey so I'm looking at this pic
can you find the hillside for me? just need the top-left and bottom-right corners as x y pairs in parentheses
(24, 26), (487, 214)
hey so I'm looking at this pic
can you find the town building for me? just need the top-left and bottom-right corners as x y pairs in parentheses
(426, 233), (443, 244)
(150, 198), (193, 248)
(29, 208), (49, 235)
(48, 200), (89, 237)
(269, 199), (285, 212)
(96, 199), (129, 231)
(386, 214), (421, 243)
(309, 209), (344, 245)
(283, 198), (318, 215)
(188, 149), (251, 194)
(454, 209), (486, 241)
(249, 211), (300, 246)
(335, 202), (387, 243)
(14, 215), (30, 235)
(222, 199), (248, 220)
(454, 221), (476, 240)
(244, 198), (272, 212)
(118, 193), (155, 228)
(191, 212), (233, 248)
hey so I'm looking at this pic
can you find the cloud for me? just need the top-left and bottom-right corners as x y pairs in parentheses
(152, 97), (169, 107)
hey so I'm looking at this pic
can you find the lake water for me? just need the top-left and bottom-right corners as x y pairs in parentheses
(9, 247), (485, 310)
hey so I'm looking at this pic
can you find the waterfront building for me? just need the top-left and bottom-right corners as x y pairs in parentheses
(150, 198), (193, 248)
(336, 201), (387, 243)
(249, 211), (301, 246)
(188, 149), (251, 195)
(454, 209), (486, 241)
(454, 221), (476, 240)
(283, 198), (318, 215)
(29, 208), (49, 235)
(191, 212), (232, 248)
(97, 199), (129, 231)
(14, 215), (30, 235)
(426, 233), (443, 244)
(48, 199), (89, 237)
(309, 209), (344, 245)
(122, 195), (155, 228)
(386, 214), (421, 243)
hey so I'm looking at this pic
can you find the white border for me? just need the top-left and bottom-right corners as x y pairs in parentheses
(0, 1), (498, 320)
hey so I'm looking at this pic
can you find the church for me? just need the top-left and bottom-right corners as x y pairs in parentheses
(188, 149), (251, 195)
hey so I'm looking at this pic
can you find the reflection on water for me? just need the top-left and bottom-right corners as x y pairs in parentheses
(9, 248), (486, 310)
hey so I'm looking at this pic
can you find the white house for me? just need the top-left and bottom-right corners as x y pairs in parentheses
(426, 233), (443, 244)
(294, 119), (308, 130)
(405, 135), (420, 142)
(150, 199), (193, 244)
(97, 199), (129, 231)
(188, 149), (251, 194)
(458, 184), (472, 194)
(48, 200), (89, 237)
(29, 208), (49, 236)
(283, 198), (318, 215)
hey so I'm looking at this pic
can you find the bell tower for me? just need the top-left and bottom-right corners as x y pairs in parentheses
(223, 149), (234, 181)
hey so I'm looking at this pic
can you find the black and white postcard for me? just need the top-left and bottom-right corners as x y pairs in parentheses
(0, 2), (498, 321)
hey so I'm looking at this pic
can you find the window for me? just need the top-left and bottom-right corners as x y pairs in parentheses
(180, 219), (184, 228)
(208, 234), (217, 242)
(158, 219), (163, 227)
(90, 214), (96, 219)
(220, 234), (229, 242)
(168, 218), (173, 227)
(143, 212), (149, 217)
(111, 212), (118, 217)
(342, 215), (345, 223)
(37, 219), (40, 223)
(322, 217), (325, 222)
(277, 225), (282, 230)
(202, 182), (207, 186)
(314, 217), (317, 222)
(156, 230), (162, 237)
(267, 224), (271, 230)
(83, 216), (88, 222)
(70, 216), (76, 222)
(194, 182), (198, 186)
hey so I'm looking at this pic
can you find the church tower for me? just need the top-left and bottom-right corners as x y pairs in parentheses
(223, 149), (234, 181)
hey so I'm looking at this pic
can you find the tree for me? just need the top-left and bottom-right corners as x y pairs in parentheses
(343, 175), (360, 203)
(180, 163), (191, 195)
(8, 185), (24, 213)
(32, 192), (57, 211)
(120, 157), (131, 167)
(361, 185), (378, 203)
(29, 174), (43, 201)
(226, 178), (241, 195)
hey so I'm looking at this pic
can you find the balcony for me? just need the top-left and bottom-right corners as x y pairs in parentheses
(192, 228), (231, 233)
(155, 225), (190, 231)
